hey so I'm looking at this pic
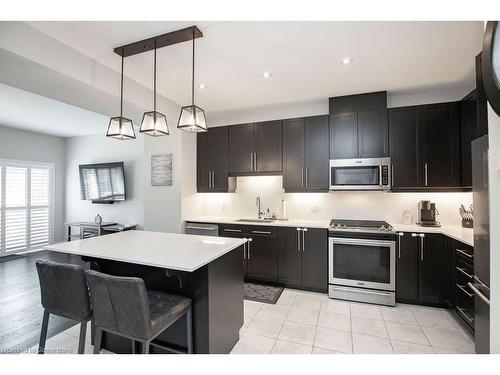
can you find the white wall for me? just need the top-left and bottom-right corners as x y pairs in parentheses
(65, 134), (145, 228)
(0, 125), (66, 242)
(488, 103), (500, 353)
(187, 175), (472, 226)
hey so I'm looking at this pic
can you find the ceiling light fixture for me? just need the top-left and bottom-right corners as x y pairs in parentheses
(261, 71), (272, 79)
(106, 50), (136, 140)
(177, 28), (208, 133)
(341, 58), (353, 65)
(139, 42), (169, 137)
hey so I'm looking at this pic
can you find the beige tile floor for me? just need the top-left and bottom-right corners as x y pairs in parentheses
(22, 288), (475, 354)
(231, 289), (475, 354)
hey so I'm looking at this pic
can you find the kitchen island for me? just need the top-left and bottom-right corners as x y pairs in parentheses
(45, 230), (247, 354)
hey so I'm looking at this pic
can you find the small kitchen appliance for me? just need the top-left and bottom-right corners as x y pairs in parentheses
(416, 200), (440, 227)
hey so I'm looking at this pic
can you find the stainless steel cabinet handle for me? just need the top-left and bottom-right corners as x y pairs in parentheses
(456, 283), (474, 298)
(456, 306), (474, 323)
(420, 236), (424, 261)
(305, 168), (308, 187)
(302, 228), (307, 251)
(467, 282), (490, 305)
(301, 168), (304, 187)
(254, 153), (257, 171)
(457, 267), (473, 279)
(252, 230), (271, 235)
(247, 238), (252, 259)
(250, 153), (253, 171)
(424, 163), (428, 186)
(397, 232), (404, 258)
(185, 225), (216, 231)
(212, 171), (215, 188)
(243, 240), (247, 259)
(224, 228), (242, 233)
(297, 228), (302, 251)
(456, 249), (473, 258)
(411, 233), (417, 237)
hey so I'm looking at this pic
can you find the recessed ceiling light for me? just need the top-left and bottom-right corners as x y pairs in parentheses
(198, 84), (206, 89)
(341, 58), (353, 65)
(261, 71), (272, 79)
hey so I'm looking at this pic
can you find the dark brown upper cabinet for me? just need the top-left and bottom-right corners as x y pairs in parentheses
(329, 91), (388, 159)
(228, 121), (282, 175)
(196, 127), (235, 193)
(283, 116), (329, 192)
(459, 91), (478, 188)
(389, 102), (463, 191)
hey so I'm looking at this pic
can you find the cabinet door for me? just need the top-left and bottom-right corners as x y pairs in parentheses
(389, 107), (421, 188)
(228, 124), (255, 174)
(196, 132), (211, 192)
(283, 118), (306, 191)
(442, 237), (457, 308)
(301, 228), (328, 292)
(329, 113), (358, 159)
(304, 116), (329, 190)
(358, 110), (388, 158)
(278, 228), (302, 287)
(247, 233), (279, 282)
(255, 121), (283, 173)
(459, 92), (477, 188)
(218, 225), (248, 277)
(418, 234), (443, 305)
(396, 233), (419, 303)
(420, 103), (461, 187)
(210, 127), (229, 190)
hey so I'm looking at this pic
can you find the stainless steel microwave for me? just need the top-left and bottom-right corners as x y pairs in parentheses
(329, 157), (391, 191)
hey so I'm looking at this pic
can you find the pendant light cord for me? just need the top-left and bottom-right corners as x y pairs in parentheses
(120, 50), (124, 117)
(154, 42), (157, 113)
(192, 28), (195, 106)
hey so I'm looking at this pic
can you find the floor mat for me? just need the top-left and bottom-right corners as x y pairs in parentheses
(244, 282), (284, 304)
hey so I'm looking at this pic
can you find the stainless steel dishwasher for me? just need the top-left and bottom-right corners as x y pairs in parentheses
(184, 222), (219, 236)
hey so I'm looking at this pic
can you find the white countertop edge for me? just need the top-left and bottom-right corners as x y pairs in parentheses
(44, 236), (248, 272)
(185, 217), (474, 246)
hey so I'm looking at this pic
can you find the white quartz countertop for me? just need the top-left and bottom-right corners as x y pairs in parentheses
(44, 230), (247, 272)
(185, 217), (473, 246)
(185, 216), (330, 229)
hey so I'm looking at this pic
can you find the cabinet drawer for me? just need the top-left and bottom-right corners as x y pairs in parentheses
(219, 225), (246, 236)
(248, 226), (278, 239)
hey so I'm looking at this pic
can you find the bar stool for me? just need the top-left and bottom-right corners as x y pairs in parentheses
(85, 270), (193, 354)
(35, 260), (92, 354)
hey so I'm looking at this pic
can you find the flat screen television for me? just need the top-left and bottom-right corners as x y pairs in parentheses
(79, 162), (126, 203)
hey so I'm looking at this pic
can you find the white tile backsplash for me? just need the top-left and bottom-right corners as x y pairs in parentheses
(188, 175), (472, 226)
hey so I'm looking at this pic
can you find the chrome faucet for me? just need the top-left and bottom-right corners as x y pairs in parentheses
(256, 196), (264, 219)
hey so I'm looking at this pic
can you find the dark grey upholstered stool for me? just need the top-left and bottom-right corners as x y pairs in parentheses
(85, 270), (193, 354)
(35, 260), (92, 354)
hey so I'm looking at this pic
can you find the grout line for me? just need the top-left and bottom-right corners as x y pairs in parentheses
(269, 289), (296, 354)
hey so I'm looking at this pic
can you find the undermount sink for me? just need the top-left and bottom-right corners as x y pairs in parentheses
(235, 218), (276, 223)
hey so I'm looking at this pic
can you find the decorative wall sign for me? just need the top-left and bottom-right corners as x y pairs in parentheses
(151, 153), (172, 186)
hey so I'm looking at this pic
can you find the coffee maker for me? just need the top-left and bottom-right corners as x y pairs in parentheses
(417, 200), (441, 227)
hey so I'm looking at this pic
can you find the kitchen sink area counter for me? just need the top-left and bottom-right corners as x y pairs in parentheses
(185, 216), (330, 229)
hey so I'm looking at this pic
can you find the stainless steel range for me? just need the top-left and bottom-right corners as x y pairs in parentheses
(328, 219), (396, 306)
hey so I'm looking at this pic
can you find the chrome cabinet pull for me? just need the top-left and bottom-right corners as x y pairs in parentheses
(224, 228), (242, 233)
(247, 238), (252, 259)
(456, 283), (474, 298)
(420, 234), (424, 261)
(411, 233), (417, 237)
(250, 153), (253, 171)
(297, 228), (302, 251)
(301, 168), (304, 187)
(457, 267), (473, 279)
(252, 230), (271, 235)
(302, 228), (307, 251)
(424, 163), (428, 186)
(397, 232), (404, 258)
(185, 225), (216, 231)
(212, 171), (215, 188)
(467, 282), (490, 306)
(243, 240), (247, 259)
(456, 249), (473, 258)
(254, 153), (257, 171)
(305, 168), (308, 187)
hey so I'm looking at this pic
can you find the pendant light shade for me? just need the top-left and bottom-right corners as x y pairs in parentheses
(107, 52), (136, 140)
(177, 29), (207, 132)
(140, 43), (169, 136)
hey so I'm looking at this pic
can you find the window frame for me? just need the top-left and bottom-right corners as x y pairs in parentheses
(0, 158), (55, 255)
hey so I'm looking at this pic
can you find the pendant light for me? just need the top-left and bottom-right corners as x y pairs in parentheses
(177, 28), (207, 132)
(106, 51), (136, 140)
(140, 42), (169, 136)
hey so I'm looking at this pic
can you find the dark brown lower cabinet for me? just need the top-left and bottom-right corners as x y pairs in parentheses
(279, 228), (327, 292)
(396, 232), (445, 306)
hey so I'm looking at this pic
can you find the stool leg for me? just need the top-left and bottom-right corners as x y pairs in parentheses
(78, 321), (87, 354)
(38, 310), (50, 354)
(93, 328), (102, 354)
(186, 306), (193, 354)
(142, 341), (150, 354)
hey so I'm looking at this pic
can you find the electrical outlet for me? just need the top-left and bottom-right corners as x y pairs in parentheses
(310, 205), (320, 214)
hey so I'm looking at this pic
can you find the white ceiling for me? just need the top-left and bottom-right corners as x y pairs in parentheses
(27, 21), (484, 113)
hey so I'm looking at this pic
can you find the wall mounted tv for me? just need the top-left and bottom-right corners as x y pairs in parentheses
(79, 162), (126, 204)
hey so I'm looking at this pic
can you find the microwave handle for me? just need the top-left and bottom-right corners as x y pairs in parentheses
(379, 165), (383, 186)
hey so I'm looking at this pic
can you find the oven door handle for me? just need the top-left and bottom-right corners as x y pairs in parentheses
(331, 237), (395, 247)
(331, 285), (394, 297)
